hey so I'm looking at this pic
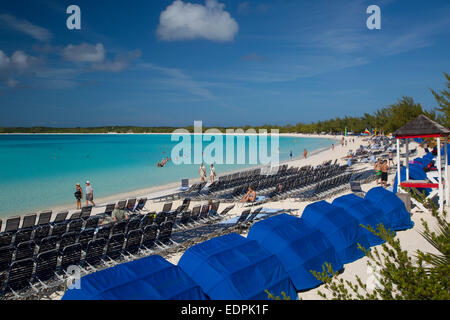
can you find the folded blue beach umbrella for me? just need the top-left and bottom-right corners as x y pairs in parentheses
(365, 187), (414, 231)
(332, 194), (388, 245)
(247, 214), (343, 291)
(178, 233), (297, 300)
(62, 255), (208, 300)
(301, 201), (370, 264)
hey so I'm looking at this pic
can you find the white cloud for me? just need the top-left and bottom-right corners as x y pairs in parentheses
(91, 49), (141, 72)
(0, 49), (43, 88)
(157, 0), (238, 42)
(61, 43), (106, 63)
(0, 14), (52, 42)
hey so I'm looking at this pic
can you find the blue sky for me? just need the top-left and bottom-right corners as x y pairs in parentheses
(0, 0), (449, 127)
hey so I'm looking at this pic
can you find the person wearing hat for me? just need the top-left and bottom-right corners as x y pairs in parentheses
(85, 181), (95, 207)
(74, 183), (83, 209)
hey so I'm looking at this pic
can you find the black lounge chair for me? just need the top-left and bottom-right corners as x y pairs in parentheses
(33, 225), (50, 244)
(6, 258), (34, 295)
(83, 238), (106, 268)
(13, 229), (33, 246)
(38, 236), (58, 254)
(52, 211), (68, 224)
(105, 234), (125, 262)
(34, 249), (59, 284)
(15, 240), (36, 261)
(124, 230), (143, 255)
(219, 205), (234, 216)
(59, 243), (82, 273)
(80, 206), (92, 219)
(60, 232), (78, 249)
(78, 228), (96, 251)
(21, 214), (37, 230)
(4, 216), (20, 233)
(142, 225), (158, 250)
(84, 216), (99, 229)
(236, 209), (251, 224)
(162, 202), (173, 212)
(36, 211), (52, 226)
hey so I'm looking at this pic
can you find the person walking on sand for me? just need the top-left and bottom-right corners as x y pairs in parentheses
(74, 183), (83, 209)
(331, 144), (334, 151)
(209, 164), (216, 183)
(303, 149), (308, 159)
(199, 162), (206, 182)
(85, 181), (95, 207)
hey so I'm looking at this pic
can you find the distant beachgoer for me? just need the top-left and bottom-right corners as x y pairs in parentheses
(381, 160), (389, 187)
(388, 152), (394, 166)
(289, 150), (293, 159)
(374, 159), (382, 185)
(210, 164), (216, 183)
(208, 200), (217, 217)
(85, 181), (95, 206)
(303, 149), (307, 159)
(241, 185), (256, 203)
(331, 144), (334, 151)
(74, 183), (83, 209)
(157, 161), (160, 167)
(199, 163), (206, 182)
(102, 204), (128, 224)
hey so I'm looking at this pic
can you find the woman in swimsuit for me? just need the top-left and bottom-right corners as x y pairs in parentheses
(74, 183), (83, 209)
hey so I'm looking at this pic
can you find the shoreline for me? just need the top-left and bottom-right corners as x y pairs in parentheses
(0, 133), (342, 220)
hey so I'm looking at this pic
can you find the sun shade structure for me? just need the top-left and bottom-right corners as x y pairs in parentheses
(301, 201), (370, 264)
(332, 194), (388, 246)
(364, 187), (414, 231)
(247, 214), (343, 291)
(62, 255), (208, 300)
(178, 233), (297, 300)
(394, 115), (449, 212)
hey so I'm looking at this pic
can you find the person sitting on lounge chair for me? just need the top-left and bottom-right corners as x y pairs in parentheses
(208, 200), (218, 217)
(241, 185), (256, 203)
(101, 204), (128, 224)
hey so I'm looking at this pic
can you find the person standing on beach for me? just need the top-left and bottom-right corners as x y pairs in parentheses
(209, 164), (216, 183)
(303, 149), (308, 159)
(374, 159), (382, 185)
(381, 160), (390, 187)
(85, 181), (95, 207)
(74, 183), (83, 209)
(331, 144), (334, 151)
(199, 162), (206, 182)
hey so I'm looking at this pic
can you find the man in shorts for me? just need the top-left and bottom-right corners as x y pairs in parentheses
(85, 181), (96, 207)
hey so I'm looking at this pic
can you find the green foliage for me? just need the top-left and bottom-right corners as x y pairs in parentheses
(265, 290), (291, 300)
(312, 201), (450, 300)
(430, 72), (450, 127)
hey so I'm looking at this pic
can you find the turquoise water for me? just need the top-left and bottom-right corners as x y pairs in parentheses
(0, 134), (334, 217)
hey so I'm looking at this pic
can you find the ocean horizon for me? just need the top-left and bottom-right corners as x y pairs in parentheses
(0, 134), (335, 218)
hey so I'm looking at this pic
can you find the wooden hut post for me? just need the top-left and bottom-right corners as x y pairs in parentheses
(396, 138), (401, 188)
(437, 137), (443, 213)
(445, 137), (449, 206)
